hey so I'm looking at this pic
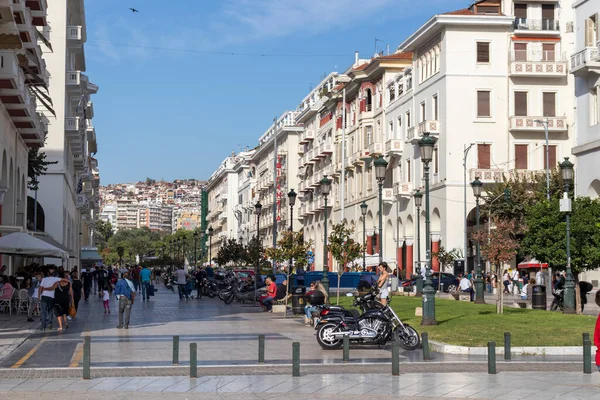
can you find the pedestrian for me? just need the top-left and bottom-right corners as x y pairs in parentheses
(593, 291), (600, 373)
(97, 266), (107, 299)
(27, 271), (42, 322)
(39, 267), (61, 331)
(176, 265), (189, 300)
(140, 265), (152, 301)
(132, 265), (141, 293)
(115, 271), (135, 329)
(82, 268), (92, 301)
(376, 262), (391, 306)
(102, 284), (110, 313)
(71, 271), (83, 315)
(511, 269), (520, 294)
(54, 272), (73, 330)
(485, 273), (492, 293)
(503, 270), (510, 294)
(459, 274), (475, 301)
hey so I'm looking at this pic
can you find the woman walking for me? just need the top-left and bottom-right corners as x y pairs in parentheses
(71, 271), (83, 316)
(54, 272), (73, 330)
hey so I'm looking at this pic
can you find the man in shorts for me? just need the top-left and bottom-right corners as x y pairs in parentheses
(376, 262), (390, 306)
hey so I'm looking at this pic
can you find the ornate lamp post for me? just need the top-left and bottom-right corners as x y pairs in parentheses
(208, 227), (214, 266)
(161, 244), (166, 272)
(193, 231), (199, 268)
(471, 177), (485, 304)
(320, 175), (332, 296)
(287, 189), (297, 282)
(413, 189), (423, 296)
(254, 201), (263, 295)
(418, 131), (437, 325)
(559, 157), (575, 314)
(374, 156), (388, 264)
(360, 201), (368, 272)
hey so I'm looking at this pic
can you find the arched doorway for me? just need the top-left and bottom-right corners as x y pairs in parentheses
(588, 180), (600, 199)
(27, 196), (45, 232)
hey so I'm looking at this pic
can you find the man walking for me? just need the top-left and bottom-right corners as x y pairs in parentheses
(140, 265), (152, 301)
(511, 269), (520, 295)
(82, 268), (92, 301)
(114, 271), (135, 329)
(176, 265), (189, 300)
(39, 267), (61, 330)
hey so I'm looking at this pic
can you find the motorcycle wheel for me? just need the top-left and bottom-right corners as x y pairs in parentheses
(207, 290), (216, 298)
(218, 289), (230, 301)
(316, 323), (344, 350)
(224, 294), (235, 305)
(395, 325), (420, 351)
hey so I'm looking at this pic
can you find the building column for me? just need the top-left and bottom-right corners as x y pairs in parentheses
(431, 233), (441, 272)
(396, 239), (404, 277)
(405, 238), (414, 278)
(366, 234), (373, 255)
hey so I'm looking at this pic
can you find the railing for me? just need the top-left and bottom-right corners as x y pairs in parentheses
(365, 103), (373, 112)
(381, 187), (394, 203)
(66, 25), (83, 41)
(510, 50), (567, 76)
(469, 169), (504, 183)
(513, 18), (559, 31)
(385, 139), (403, 154)
(407, 126), (416, 140)
(367, 141), (383, 156)
(509, 115), (567, 131)
(66, 71), (81, 85)
(571, 47), (600, 73)
(393, 182), (412, 196)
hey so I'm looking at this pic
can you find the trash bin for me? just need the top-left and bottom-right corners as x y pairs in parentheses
(291, 286), (306, 314)
(532, 285), (546, 310)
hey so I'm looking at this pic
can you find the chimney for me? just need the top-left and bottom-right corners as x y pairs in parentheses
(354, 51), (359, 67)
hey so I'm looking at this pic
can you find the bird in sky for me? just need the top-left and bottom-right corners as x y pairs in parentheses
(129, 7), (139, 13)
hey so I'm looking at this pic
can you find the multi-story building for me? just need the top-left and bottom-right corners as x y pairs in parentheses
(252, 112), (302, 250)
(115, 199), (139, 230)
(173, 209), (201, 231)
(571, 2), (600, 198)
(234, 150), (256, 244)
(161, 206), (173, 233)
(35, 0), (99, 268)
(99, 204), (117, 229)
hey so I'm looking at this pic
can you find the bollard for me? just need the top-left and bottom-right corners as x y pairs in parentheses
(292, 342), (300, 377)
(343, 335), (349, 362)
(82, 336), (91, 380)
(422, 332), (430, 361)
(583, 333), (591, 374)
(258, 334), (265, 363)
(172, 335), (180, 365)
(190, 343), (197, 378)
(487, 341), (497, 375)
(391, 342), (400, 376)
(504, 332), (511, 361)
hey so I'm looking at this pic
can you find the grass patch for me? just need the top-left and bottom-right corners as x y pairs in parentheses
(335, 296), (596, 347)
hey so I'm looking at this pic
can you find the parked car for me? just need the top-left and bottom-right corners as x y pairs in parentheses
(401, 272), (459, 293)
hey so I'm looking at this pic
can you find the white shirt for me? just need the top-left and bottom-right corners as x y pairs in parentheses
(102, 290), (110, 301)
(40, 277), (61, 298)
(459, 277), (472, 291)
(521, 283), (529, 297)
(512, 271), (519, 280)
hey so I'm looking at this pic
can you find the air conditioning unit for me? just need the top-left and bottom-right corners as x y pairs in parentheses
(565, 21), (574, 33)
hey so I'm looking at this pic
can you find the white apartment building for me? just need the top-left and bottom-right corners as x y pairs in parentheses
(36, 0), (99, 268)
(252, 111), (302, 251)
(0, 0), (51, 270)
(116, 199), (139, 230)
(571, 1), (600, 198)
(99, 204), (117, 229)
(234, 150), (256, 244)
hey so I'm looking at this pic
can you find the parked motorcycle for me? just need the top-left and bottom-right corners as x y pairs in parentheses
(223, 279), (259, 305)
(315, 288), (420, 351)
(551, 281), (593, 311)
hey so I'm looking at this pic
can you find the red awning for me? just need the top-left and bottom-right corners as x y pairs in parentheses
(517, 258), (548, 269)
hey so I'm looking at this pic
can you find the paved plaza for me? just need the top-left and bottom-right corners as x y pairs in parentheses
(0, 283), (597, 398)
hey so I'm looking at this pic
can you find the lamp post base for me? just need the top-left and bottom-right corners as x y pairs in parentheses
(563, 282), (576, 314)
(421, 287), (437, 326)
(415, 275), (423, 297)
(474, 277), (485, 304)
(322, 268), (330, 299)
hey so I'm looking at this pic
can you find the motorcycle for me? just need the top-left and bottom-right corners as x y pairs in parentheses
(550, 288), (564, 311)
(223, 279), (259, 305)
(162, 274), (175, 292)
(315, 288), (420, 351)
(551, 281), (593, 311)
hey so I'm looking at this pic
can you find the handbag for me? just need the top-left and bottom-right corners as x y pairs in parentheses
(68, 302), (76, 317)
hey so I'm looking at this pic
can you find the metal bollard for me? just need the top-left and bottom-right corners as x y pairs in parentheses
(583, 333), (591, 374)
(190, 343), (197, 378)
(292, 342), (300, 377)
(82, 336), (91, 380)
(504, 332), (511, 361)
(343, 335), (349, 362)
(392, 342), (400, 376)
(422, 332), (430, 361)
(487, 341), (497, 375)
(258, 334), (265, 363)
(172, 335), (179, 365)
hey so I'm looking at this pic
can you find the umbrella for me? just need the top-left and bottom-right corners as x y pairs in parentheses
(0, 232), (68, 259)
(517, 257), (548, 269)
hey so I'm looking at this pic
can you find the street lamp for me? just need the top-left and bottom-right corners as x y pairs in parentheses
(413, 189), (423, 296)
(254, 201), (263, 296)
(360, 201), (368, 272)
(288, 189), (297, 286)
(374, 156), (388, 264)
(418, 131), (437, 325)
(161, 244), (166, 272)
(471, 177), (485, 304)
(208, 227), (214, 266)
(320, 175), (332, 296)
(560, 157), (575, 314)
(193, 231), (199, 268)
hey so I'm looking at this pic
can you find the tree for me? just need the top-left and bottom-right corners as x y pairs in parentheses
(246, 236), (270, 274)
(28, 148), (57, 190)
(432, 246), (461, 291)
(117, 246), (125, 266)
(215, 238), (247, 266)
(328, 223), (364, 304)
(265, 231), (313, 294)
(472, 218), (520, 314)
(94, 220), (114, 250)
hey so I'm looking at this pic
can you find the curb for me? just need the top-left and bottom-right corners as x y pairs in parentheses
(429, 340), (598, 356)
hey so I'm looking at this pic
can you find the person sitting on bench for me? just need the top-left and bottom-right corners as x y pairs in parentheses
(459, 274), (474, 302)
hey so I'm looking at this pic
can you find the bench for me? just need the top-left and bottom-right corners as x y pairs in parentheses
(272, 294), (290, 313)
(514, 300), (532, 309)
(451, 292), (471, 301)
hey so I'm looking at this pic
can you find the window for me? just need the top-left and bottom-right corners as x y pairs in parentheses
(591, 86), (599, 125)
(543, 92), (556, 117)
(477, 42), (490, 63)
(542, 43), (555, 61)
(585, 14), (598, 47)
(514, 4), (527, 20)
(389, 121), (393, 137)
(406, 111), (411, 127)
(514, 43), (527, 61)
(420, 102), (426, 123)
(434, 146), (439, 174)
(477, 91), (491, 117)
(407, 160), (411, 182)
(515, 144), (528, 169)
(433, 95), (438, 120)
(477, 144), (491, 169)
(543, 145), (557, 170)
(389, 86), (395, 102)
(514, 91), (528, 116)
(541, 4), (555, 22)
(364, 125), (373, 147)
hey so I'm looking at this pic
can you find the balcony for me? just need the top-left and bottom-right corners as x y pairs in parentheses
(509, 116), (567, 132)
(385, 139), (403, 156)
(510, 53), (567, 78)
(86, 101), (94, 119)
(349, 152), (363, 167)
(513, 18), (560, 35)
(408, 120), (440, 142)
(73, 153), (85, 168)
(66, 25), (84, 44)
(393, 182), (412, 197)
(299, 130), (315, 144)
(298, 144), (305, 155)
(66, 71), (83, 91)
(296, 97), (325, 124)
(26, 0), (48, 27)
(469, 168), (505, 183)
(76, 194), (88, 209)
(570, 47), (600, 75)
(367, 142), (384, 157)
(317, 142), (334, 158)
(382, 187), (394, 203)
(0, 51), (25, 97)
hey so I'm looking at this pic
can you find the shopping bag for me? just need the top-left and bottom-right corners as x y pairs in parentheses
(148, 284), (155, 297)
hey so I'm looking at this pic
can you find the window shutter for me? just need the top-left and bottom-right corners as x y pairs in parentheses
(514, 43), (527, 61)
(585, 18), (593, 47)
(477, 144), (491, 169)
(543, 92), (556, 117)
(543, 145), (557, 169)
(407, 160), (411, 182)
(541, 4), (554, 20)
(514, 92), (527, 116)
(542, 43), (555, 61)
(514, 4), (527, 19)
(477, 42), (490, 63)
(477, 91), (490, 117)
(515, 145), (528, 169)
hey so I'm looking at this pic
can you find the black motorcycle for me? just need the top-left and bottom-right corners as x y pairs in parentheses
(223, 280), (259, 305)
(551, 281), (593, 311)
(315, 289), (420, 351)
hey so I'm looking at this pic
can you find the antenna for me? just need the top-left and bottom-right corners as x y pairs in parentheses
(374, 38), (383, 55)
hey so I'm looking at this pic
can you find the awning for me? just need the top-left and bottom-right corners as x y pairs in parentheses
(0, 232), (68, 259)
(81, 249), (102, 261)
(32, 233), (76, 258)
(518, 257), (548, 269)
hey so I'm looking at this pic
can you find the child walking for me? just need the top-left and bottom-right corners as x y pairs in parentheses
(102, 285), (110, 313)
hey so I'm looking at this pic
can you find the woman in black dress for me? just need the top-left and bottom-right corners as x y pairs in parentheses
(71, 271), (83, 315)
(54, 272), (73, 330)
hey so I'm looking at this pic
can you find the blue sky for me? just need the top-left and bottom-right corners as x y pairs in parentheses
(85, 0), (467, 184)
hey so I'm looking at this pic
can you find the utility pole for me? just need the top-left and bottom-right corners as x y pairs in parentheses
(463, 143), (475, 274)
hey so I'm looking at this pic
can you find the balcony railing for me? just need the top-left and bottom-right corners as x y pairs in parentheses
(509, 115), (567, 132)
(510, 51), (567, 77)
(570, 47), (600, 74)
(513, 18), (559, 32)
(469, 168), (505, 183)
(382, 187), (394, 203)
(67, 25), (83, 41)
(393, 182), (412, 196)
(367, 142), (383, 156)
(385, 139), (403, 155)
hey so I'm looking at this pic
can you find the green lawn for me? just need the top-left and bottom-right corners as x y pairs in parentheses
(335, 296), (597, 347)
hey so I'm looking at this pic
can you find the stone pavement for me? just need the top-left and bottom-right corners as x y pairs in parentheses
(0, 371), (599, 399)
